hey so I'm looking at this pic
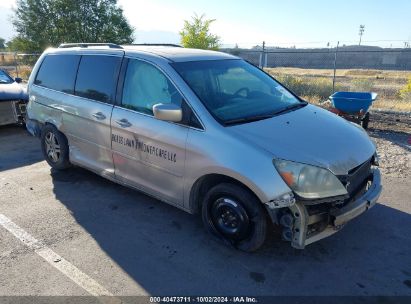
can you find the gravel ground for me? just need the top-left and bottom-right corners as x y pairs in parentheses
(367, 111), (411, 178)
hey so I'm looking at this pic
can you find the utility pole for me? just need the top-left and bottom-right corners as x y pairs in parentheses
(358, 25), (365, 46)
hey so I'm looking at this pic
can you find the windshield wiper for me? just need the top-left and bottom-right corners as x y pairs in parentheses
(271, 102), (308, 116)
(224, 114), (276, 126)
(224, 102), (308, 126)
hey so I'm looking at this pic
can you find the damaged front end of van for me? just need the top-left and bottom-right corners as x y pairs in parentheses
(265, 154), (381, 249)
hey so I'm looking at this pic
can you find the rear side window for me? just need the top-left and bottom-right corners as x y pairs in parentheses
(34, 55), (80, 94)
(75, 55), (122, 103)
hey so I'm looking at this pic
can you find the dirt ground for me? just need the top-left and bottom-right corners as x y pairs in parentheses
(267, 67), (411, 112)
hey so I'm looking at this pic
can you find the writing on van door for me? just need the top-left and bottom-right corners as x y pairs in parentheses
(111, 133), (177, 163)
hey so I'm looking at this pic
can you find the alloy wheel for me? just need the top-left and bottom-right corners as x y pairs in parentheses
(44, 132), (61, 163)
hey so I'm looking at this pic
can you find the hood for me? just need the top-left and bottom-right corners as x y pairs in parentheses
(0, 82), (28, 101)
(228, 104), (375, 175)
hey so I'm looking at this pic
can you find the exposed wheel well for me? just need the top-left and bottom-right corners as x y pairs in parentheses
(42, 122), (54, 133)
(189, 174), (262, 214)
(43, 122), (64, 137)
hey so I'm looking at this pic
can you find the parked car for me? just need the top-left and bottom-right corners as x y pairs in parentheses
(26, 43), (382, 251)
(0, 69), (28, 126)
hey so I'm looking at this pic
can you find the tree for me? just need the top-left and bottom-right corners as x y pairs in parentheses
(7, 37), (37, 51)
(0, 38), (6, 49)
(11, 0), (134, 52)
(180, 13), (220, 50)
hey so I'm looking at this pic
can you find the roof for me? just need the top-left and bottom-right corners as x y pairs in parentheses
(123, 45), (237, 62)
(50, 44), (238, 62)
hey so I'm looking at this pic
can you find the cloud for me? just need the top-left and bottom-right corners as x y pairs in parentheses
(0, 0), (15, 8)
(119, 0), (189, 32)
(0, 7), (14, 40)
(134, 30), (180, 44)
(118, 0), (293, 47)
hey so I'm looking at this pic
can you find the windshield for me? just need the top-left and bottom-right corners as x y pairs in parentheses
(0, 70), (14, 84)
(171, 59), (304, 125)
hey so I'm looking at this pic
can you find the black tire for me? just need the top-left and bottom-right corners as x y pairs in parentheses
(41, 124), (71, 170)
(361, 112), (370, 129)
(202, 183), (267, 252)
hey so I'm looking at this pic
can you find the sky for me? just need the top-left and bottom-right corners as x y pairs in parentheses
(1, 0), (410, 48)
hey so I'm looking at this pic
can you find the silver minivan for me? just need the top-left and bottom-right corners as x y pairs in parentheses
(26, 43), (382, 251)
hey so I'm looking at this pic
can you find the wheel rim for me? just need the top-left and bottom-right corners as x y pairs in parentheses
(44, 132), (61, 163)
(210, 197), (251, 241)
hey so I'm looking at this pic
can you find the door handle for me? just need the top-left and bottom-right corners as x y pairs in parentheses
(115, 118), (132, 128)
(92, 112), (106, 120)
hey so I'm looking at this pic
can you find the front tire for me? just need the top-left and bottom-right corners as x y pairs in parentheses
(41, 125), (71, 170)
(202, 183), (267, 252)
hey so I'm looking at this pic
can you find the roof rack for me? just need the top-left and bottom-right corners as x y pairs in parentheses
(126, 43), (182, 48)
(58, 43), (123, 49)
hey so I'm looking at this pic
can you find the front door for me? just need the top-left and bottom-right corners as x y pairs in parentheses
(111, 58), (188, 205)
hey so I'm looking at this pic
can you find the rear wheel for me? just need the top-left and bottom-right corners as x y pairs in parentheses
(202, 183), (267, 252)
(41, 125), (71, 170)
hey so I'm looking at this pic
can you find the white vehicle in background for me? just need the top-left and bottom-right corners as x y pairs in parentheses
(0, 69), (27, 126)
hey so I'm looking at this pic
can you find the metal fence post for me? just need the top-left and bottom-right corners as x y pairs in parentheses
(259, 41), (265, 68)
(332, 41), (339, 93)
(13, 52), (19, 78)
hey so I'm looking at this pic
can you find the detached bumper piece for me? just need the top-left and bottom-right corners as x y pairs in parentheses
(287, 168), (382, 249)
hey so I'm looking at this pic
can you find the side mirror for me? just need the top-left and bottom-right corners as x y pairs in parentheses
(153, 103), (182, 122)
(15, 77), (22, 83)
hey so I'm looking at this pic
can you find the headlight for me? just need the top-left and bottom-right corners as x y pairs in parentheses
(273, 159), (347, 199)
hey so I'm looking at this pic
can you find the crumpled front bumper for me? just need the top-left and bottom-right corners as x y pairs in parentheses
(289, 168), (382, 249)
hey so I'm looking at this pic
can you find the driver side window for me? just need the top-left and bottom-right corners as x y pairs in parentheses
(122, 59), (182, 115)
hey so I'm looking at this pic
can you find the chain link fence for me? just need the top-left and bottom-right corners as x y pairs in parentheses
(0, 52), (40, 81)
(222, 47), (411, 111)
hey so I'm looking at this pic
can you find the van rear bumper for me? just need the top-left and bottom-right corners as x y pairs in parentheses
(289, 168), (382, 249)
